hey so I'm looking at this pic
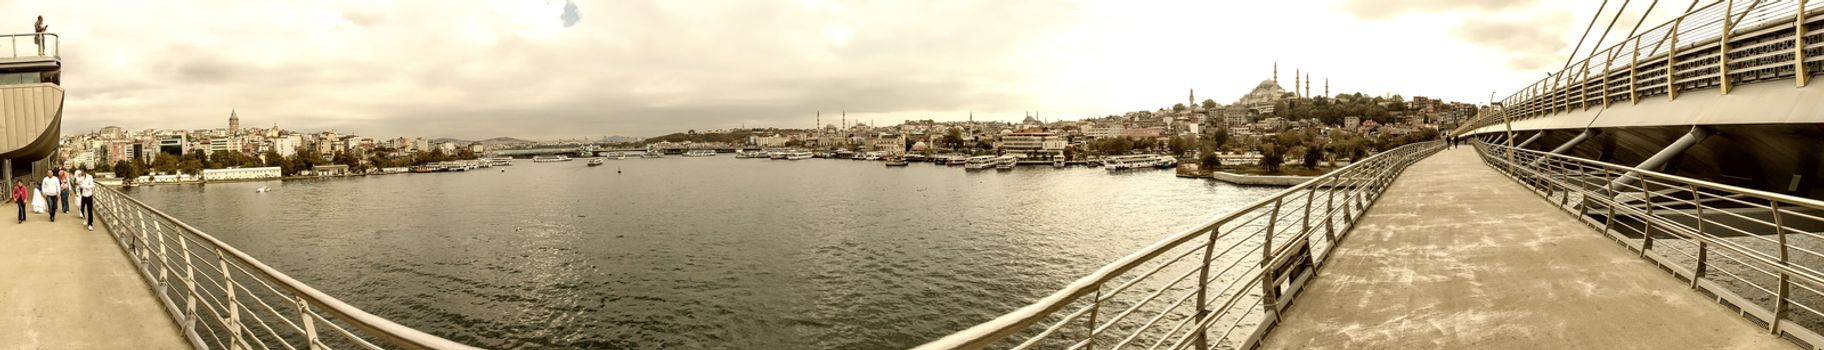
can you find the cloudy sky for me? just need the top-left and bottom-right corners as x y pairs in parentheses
(8, 0), (1685, 140)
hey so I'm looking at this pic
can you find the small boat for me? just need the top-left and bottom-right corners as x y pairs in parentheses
(587, 158), (606, 166)
(489, 158), (514, 166)
(1153, 157), (1179, 169)
(684, 150), (716, 157)
(255, 186), (272, 193)
(886, 159), (910, 167)
(411, 165), (438, 173)
(1054, 160), (1067, 168)
(603, 152), (627, 160)
(532, 155), (573, 163)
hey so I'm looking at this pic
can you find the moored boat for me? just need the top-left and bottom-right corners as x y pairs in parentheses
(886, 158), (910, 167)
(684, 150), (716, 157)
(532, 155), (573, 163)
(785, 150), (814, 160)
(964, 155), (998, 170)
(587, 158), (606, 166)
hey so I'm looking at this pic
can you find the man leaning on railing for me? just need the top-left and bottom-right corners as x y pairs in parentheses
(34, 15), (48, 56)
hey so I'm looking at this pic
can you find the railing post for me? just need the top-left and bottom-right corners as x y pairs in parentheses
(1668, 17), (1682, 100)
(1799, 0), (1811, 88)
(1603, 171), (1618, 235)
(1302, 187), (1313, 236)
(1261, 198), (1282, 315)
(1631, 38), (1641, 104)
(1193, 228), (1218, 350)
(1771, 200), (1790, 334)
(1691, 183), (1708, 289)
(1640, 179), (1655, 256)
(156, 222), (169, 291)
(1086, 288), (1102, 350)
(181, 231), (197, 334)
(298, 296), (322, 350)
(1721, 0), (1735, 94)
(1325, 180), (1337, 242)
(222, 249), (245, 350)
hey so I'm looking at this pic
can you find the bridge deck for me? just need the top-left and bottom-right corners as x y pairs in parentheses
(1260, 148), (1792, 349)
(0, 204), (189, 349)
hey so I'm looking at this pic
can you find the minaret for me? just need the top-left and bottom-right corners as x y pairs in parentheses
(1294, 68), (1300, 96)
(1304, 74), (1311, 98)
(1325, 78), (1330, 98)
(1189, 89), (1195, 110)
(229, 109), (240, 136)
(1273, 62), (1278, 84)
(817, 111), (822, 132)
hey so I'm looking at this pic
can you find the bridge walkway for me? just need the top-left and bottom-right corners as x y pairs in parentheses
(1259, 147), (1792, 349)
(0, 204), (189, 349)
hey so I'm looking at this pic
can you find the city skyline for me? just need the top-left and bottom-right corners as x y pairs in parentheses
(16, 0), (1667, 139)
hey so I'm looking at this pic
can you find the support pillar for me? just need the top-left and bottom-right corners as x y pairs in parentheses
(1610, 126), (1711, 191)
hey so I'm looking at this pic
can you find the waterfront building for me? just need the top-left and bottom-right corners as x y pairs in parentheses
(311, 164), (350, 176)
(1000, 132), (1065, 159)
(1084, 126), (1125, 139)
(201, 166), (281, 181)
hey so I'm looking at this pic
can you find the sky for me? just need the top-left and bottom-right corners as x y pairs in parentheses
(6, 0), (1692, 140)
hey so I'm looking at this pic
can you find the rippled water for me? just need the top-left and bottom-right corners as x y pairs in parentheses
(125, 157), (1280, 349)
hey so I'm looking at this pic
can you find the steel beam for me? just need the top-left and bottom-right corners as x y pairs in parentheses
(1517, 131), (1548, 149)
(1610, 126), (1710, 190)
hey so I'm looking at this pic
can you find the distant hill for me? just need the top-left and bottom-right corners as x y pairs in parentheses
(427, 137), (532, 146)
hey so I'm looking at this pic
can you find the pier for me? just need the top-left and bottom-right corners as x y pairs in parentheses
(0, 212), (188, 348)
(1258, 148), (1789, 349)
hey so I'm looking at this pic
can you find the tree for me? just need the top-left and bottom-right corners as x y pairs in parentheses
(113, 160), (139, 183)
(1172, 103), (1188, 112)
(1208, 127), (1230, 150)
(1167, 136), (1194, 156)
(1259, 143), (1285, 173)
(1302, 144), (1324, 170)
(941, 128), (964, 150)
(1200, 152), (1222, 171)
(1200, 99), (1217, 109)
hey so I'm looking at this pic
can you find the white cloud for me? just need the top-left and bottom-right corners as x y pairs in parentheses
(6, 0), (1626, 139)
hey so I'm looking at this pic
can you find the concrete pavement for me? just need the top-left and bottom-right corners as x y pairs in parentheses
(1259, 147), (1792, 349)
(0, 202), (190, 349)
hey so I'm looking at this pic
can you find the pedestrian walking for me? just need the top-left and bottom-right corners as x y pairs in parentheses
(10, 179), (27, 223)
(77, 171), (95, 230)
(58, 169), (70, 214)
(39, 172), (59, 222)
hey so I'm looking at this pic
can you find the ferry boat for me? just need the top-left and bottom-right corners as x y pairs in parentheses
(1104, 155), (1159, 171)
(641, 151), (663, 158)
(885, 158), (910, 167)
(684, 150), (716, 157)
(602, 152), (626, 160)
(587, 158), (606, 166)
(945, 156), (968, 167)
(964, 155), (999, 170)
(784, 150), (814, 160)
(1153, 156), (1179, 169)
(488, 158), (514, 166)
(532, 155), (572, 163)
(995, 155), (1017, 171)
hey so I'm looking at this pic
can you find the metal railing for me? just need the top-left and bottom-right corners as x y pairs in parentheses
(1473, 141), (1824, 348)
(919, 141), (1444, 350)
(1458, 0), (1824, 134)
(92, 185), (480, 350)
(1, 33), (58, 60)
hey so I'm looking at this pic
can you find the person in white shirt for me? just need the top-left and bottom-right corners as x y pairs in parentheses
(76, 171), (95, 230)
(39, 173), (59, 222)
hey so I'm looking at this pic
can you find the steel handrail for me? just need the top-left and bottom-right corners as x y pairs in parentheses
(920, 141), (1443, 349)
(2, 32), (59, 59)
(95, 185), (479, 350)
(1473, 141), (1824, 346)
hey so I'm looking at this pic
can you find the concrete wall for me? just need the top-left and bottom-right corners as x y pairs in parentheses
(0, 83), (64, 185)
(1209, 171), (1315, 186)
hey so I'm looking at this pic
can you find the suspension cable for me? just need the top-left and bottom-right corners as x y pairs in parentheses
(1563, 0), (1613, 71)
